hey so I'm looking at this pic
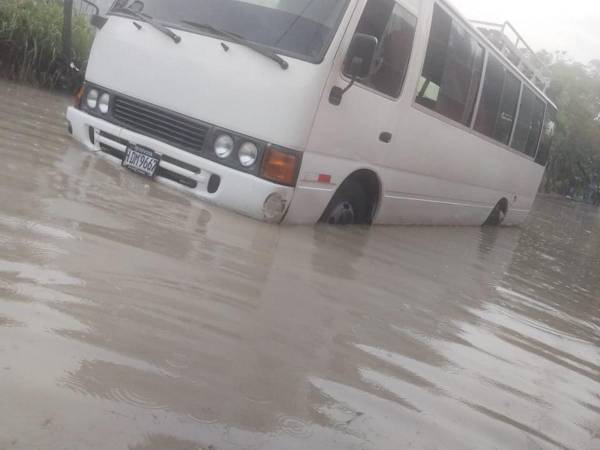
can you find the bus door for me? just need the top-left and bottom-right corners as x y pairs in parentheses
(307, 0), (418, 182)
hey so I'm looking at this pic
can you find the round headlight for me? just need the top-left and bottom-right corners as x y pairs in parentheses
(98, 93), (110, 114)
(239, 142), (258, 167)
(214, 134), (234, 159)
(86, 89), (99, 109)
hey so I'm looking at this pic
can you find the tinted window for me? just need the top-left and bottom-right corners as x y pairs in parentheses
(512, 88), (534, 153)
(511, 87), (546, 156)
(350, 0), (417, 98)
(416, 4), (484, 126)
(110, 0), (350, 62)
(527, 98), (546, 156)
(474, 56), (521, 145)
(535, 108), (556, 166)
(496, 72), (521, 145)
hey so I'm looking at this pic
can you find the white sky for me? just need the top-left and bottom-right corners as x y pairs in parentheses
(451, 0), (600, 63)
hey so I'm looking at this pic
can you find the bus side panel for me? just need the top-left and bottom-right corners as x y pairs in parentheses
(372, 0), (546, 225)
(375, 0), (545, 226)
(379, 103), (546, 225)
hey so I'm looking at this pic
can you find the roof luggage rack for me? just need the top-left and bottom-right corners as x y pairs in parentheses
(471, 20), (550, 93)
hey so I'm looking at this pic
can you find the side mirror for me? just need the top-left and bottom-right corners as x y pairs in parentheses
(343, 33), (378, 80)
(330, 33), (378, 106)
(90, 14), (108, 29)
(81, 0), (107, 29)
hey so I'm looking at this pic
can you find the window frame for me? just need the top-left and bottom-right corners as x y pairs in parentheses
(509, 85), (547, 157)
(340, 0), (419, 102)
(469, 50), (488, 129)
(414, 3), (486, 126)
(472, 53), (522, 146)
(533, 106), (557, 166)
(529, 96), (547, 158)
(342, 0), (419, 101)
(411, 0), (554, 164)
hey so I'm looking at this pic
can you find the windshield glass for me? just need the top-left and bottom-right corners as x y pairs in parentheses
(109, 0), (350, 62)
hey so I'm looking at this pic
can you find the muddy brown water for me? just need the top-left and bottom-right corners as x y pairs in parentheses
(0, 80), (598, 450)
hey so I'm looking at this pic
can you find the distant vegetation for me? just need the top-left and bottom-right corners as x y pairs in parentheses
(0, 0), (93, 88)
(540, 52), (600, 195)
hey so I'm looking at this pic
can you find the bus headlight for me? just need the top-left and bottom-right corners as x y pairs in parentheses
(86, 89), (99, 109)
(214, 134), (234, 159)
(238, 141), (258, 167)
(98, 93), (110, 114)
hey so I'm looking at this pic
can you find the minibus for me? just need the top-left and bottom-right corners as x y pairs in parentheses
(67, 0), (557, 225)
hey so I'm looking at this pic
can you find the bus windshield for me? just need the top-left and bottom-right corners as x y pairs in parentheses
(109, 0), (350, 62)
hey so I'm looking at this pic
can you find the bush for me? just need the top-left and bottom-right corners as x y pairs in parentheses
(0, 0), (94, 88)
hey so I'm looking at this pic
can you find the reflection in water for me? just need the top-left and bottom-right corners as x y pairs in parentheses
(0, 80), (599, 450)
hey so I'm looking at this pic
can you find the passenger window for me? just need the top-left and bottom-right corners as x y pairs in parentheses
(526, 98), (546, 156)
(511, 87), (546, 156)
(474, 56), (521, 145)
(416, 4), (484, 126)
(349, 0), (417, 98)
(496, 72), (522, 145)
(534, 108), (556, 166)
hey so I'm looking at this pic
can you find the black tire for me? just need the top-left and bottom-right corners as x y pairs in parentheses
(483, 200), (507, 226)
(320, 180), (369, 225)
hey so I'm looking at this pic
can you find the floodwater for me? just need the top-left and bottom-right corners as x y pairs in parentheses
(0, 80), (598, 450)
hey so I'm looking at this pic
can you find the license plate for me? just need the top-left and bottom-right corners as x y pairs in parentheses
(123, 145), (160, 178)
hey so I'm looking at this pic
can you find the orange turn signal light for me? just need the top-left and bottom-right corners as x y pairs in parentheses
(260, 146), (300, 186)
(75, 86), (84, 108)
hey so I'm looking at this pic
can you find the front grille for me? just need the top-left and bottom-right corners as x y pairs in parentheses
(99, 142), (199, 189)
(112, 96), (209, 154)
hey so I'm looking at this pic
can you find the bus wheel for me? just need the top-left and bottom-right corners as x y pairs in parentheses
(484, 199), (508, 226)
(320, 180), (368, 225)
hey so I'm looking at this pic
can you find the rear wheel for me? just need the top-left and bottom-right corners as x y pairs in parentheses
(484, 200), (508, 226)
(320, 180), (369, 225)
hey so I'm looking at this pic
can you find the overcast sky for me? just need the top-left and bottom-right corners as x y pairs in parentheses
(451, 0), (600, 63)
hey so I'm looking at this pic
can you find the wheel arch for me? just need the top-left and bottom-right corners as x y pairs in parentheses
(484, 197), (510, 226)
(334, 168), (383, 224)
(497, 197), (509, 214)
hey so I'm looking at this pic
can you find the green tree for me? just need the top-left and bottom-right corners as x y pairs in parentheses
(0, 0), (93, 88)
(543, 56), (600, 195)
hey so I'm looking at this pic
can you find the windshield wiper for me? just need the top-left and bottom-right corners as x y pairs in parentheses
(180, 21), (288, 70)
(113, 7), (181, 44)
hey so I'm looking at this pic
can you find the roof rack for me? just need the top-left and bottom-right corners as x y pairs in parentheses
(471, 20), (550, 93)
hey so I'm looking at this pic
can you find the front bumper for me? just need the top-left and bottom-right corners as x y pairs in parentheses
(66, 107), (294, 222)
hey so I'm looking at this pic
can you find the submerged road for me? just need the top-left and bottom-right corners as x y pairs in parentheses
(0, 80), (599, 450)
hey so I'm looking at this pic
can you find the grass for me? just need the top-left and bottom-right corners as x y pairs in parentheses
(0, 0), (94, 88)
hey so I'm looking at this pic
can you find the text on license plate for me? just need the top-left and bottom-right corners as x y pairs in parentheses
(123, 146), (160, 178)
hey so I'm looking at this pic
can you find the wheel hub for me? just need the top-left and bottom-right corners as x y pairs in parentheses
(328, 201), (355, 225)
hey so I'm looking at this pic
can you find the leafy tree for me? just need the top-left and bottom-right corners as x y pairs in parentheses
(0, 0), (93, 88)
(543, 54), (600, 195)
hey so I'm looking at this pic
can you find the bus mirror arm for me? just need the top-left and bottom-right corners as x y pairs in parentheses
(329, 75), (357, 106)
(329, 34), (378, 106)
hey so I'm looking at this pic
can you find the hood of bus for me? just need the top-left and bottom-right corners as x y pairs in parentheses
(85, 16), (333, 149)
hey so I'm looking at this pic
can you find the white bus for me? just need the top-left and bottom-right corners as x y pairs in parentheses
(67, 0), (557, 226)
